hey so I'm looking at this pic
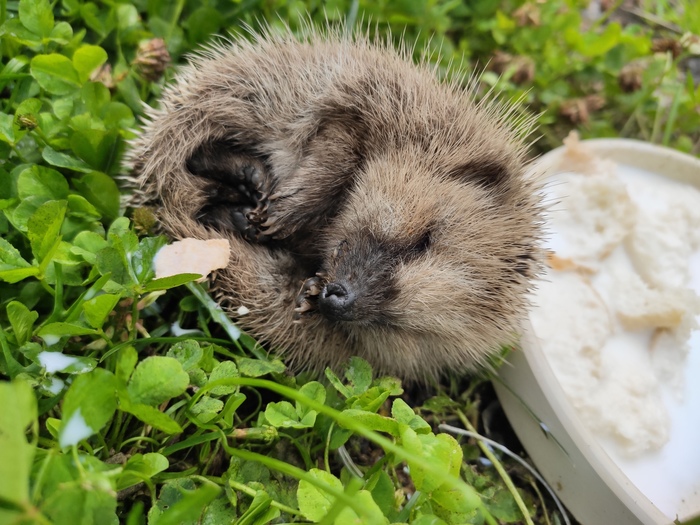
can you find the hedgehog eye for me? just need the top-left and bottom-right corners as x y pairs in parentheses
(450, 160), (509, 190)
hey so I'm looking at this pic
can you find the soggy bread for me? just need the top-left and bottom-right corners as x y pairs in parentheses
(612, 270), (698, 330)
(530, 270), (612, 394)
(651, 328), (693, 401)
(625, 206), (694, 289)
(548, 171), (636, 272)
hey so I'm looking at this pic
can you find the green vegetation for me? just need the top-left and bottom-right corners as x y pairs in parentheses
(0, 0), (697, 523)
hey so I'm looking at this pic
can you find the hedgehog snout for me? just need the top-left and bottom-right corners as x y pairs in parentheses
(318, 281), (357, 322)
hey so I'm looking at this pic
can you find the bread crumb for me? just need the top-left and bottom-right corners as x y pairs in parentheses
(547, 252), (587, 272)
(154, 238), (230, 280)
(237, 305), (250, 316)
(625, 207), (694, 289)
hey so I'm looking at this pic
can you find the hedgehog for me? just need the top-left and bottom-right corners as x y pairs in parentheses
(126, 25), (544, 382)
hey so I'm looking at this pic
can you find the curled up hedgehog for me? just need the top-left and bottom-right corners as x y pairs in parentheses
(126, 26), (544, 383)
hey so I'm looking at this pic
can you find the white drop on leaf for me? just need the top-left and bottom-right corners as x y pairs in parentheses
(170, 321), (203, 337)
(59, 409), (93, 448)
(38, 352), (81, 373)
(41, 334), (61, 347)
(45, 377), (65, 395)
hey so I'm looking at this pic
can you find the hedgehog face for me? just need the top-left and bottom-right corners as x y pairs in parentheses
(312, 150), (536, 336)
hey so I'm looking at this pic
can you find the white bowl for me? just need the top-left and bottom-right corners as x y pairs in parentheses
(494, 139), (700, 525)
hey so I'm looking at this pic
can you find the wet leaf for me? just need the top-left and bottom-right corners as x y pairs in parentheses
(190, 396), (224, 424)
(237, 357), (285, 377)
(120, 399), (183, 434)
(17, 165), (68, 200)
(0, 381), (36, 512)
(117, 453), (169, 491)
(207, 361), (239, 396)
(148, 480), (220, 525)
(297, 469), (343, 521)
(73, 171), (120, 219)
(42, 146), (93, 173)
(6, 301), (38, 346)
(82, 293), (120, 329)
(167, 340), (203, 372)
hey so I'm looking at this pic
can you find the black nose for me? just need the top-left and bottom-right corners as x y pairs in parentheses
(318, 281), (356, 321)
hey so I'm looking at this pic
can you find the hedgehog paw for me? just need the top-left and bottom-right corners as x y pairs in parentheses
(293, 276), (323, 322)
(192, 150), (277, 243)
(228, 163), (269, 242)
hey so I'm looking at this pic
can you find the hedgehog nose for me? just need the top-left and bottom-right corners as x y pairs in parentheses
(318, 281), (356, 321)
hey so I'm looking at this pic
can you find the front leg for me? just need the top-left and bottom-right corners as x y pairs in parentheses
(187, 118), (363, 245)
(187, 142), (273, 243)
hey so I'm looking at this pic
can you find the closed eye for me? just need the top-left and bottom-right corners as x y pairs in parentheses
(406, 230), (432, 258)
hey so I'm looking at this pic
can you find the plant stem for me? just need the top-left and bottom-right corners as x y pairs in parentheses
(228, 479), (303, 516)
(185, 282), (269, 361)
(221, 440), (378, 522)
(455, 411), (535, 525)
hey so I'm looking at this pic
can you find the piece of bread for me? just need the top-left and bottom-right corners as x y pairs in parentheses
(612, 270), (699, 331)
(670, 185), (700, 250)
(154, 238), (230, 281)
(530, 270), (670, 455)
(651, 328), (693, 401)
(558, 131), (619, 176)
(532, 268), (671, 455)
(625, 206), (694, 289)
(530, 270), (612, 394)
(548, 171), (636, 272)
(592, 357), (670, 456)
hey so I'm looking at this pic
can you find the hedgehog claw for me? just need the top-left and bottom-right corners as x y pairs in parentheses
(227, 162), (276, 241)
(293, 276), (325, 318)
(302, 276), (322, 296)
(261, 223), (283, 237)
(294, 301), (313, 314)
